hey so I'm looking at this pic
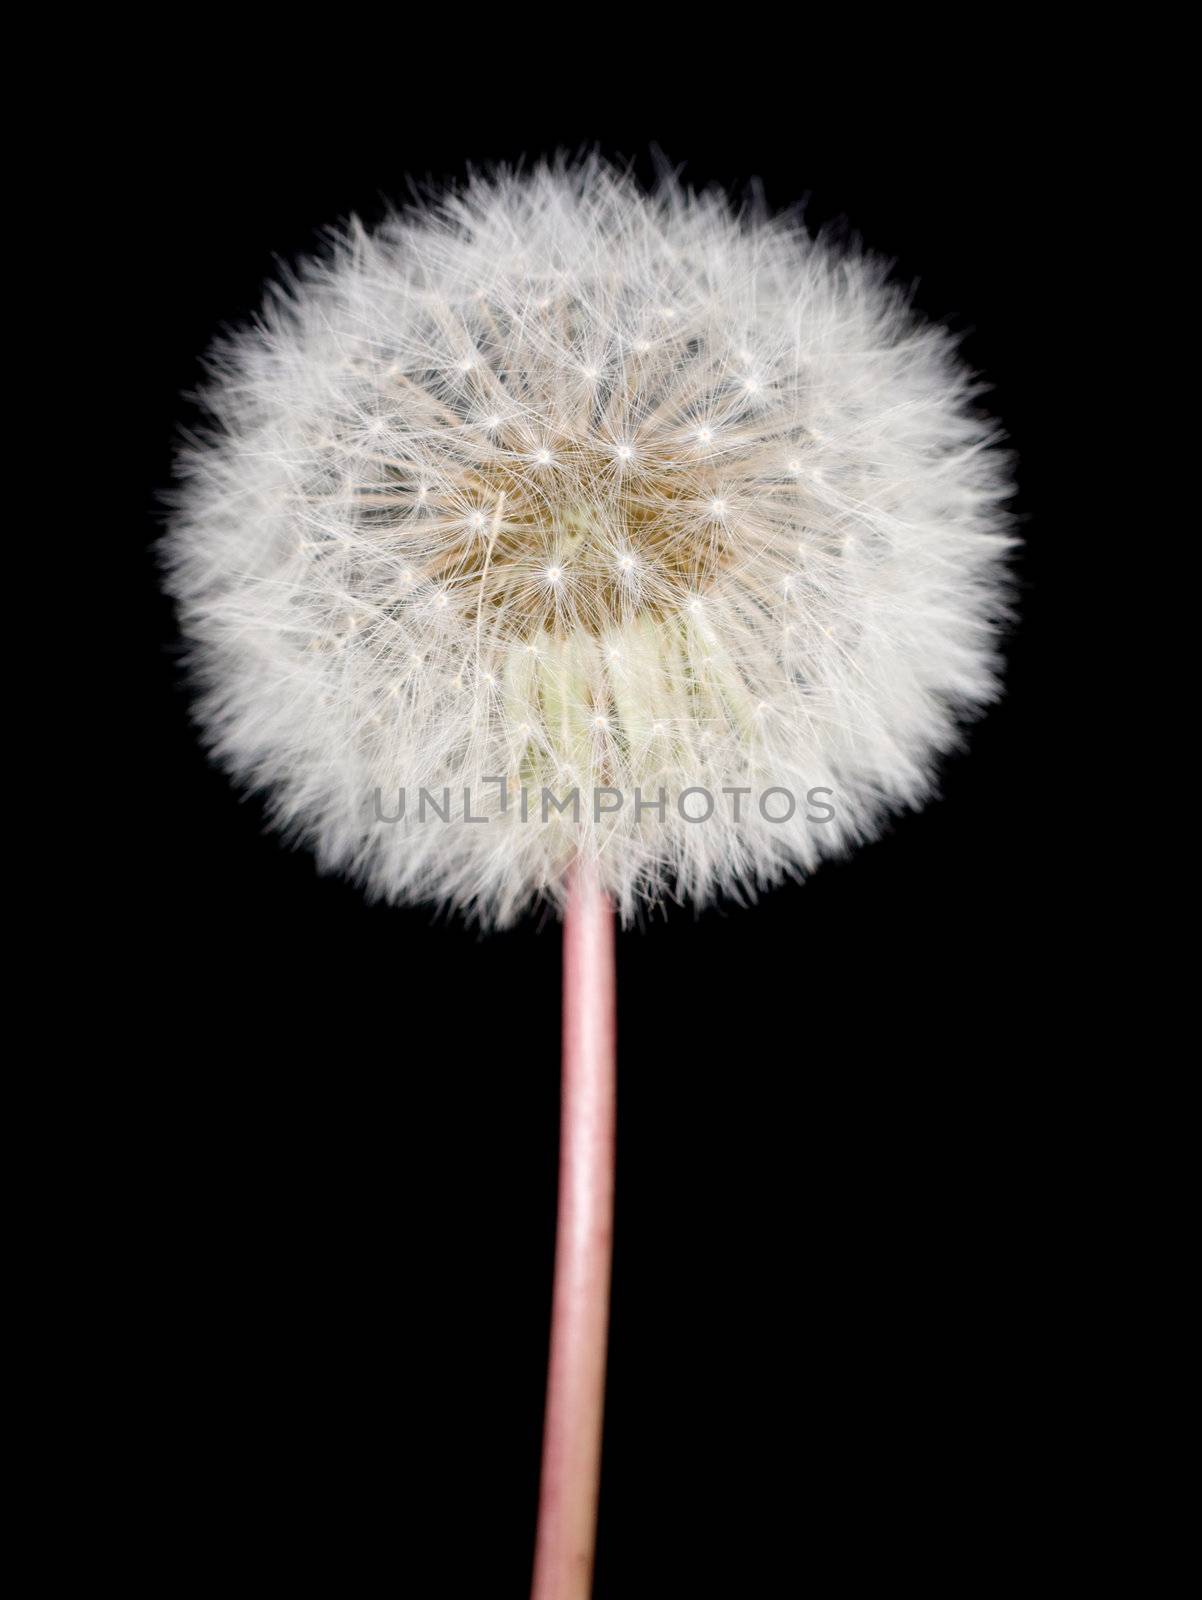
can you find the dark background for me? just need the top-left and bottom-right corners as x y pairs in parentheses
(110, 51), (1080, 1593)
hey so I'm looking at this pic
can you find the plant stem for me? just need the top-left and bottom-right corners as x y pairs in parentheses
(530, 863), (616, 1600)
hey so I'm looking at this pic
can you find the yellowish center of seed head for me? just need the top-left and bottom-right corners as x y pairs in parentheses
(391, 435), (731, 641)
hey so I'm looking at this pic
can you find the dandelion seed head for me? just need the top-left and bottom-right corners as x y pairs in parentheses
(165, 159), (1012, 926)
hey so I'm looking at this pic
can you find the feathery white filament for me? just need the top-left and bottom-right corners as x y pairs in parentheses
(165, 160), (1012, 925)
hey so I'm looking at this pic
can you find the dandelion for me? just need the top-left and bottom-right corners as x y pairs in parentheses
(164, 158), (1012, 1599)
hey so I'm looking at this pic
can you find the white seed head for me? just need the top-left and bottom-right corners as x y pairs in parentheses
(164, 160), (1012, 926)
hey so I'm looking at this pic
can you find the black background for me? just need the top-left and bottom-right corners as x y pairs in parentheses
(112, 49), (1080, 1593)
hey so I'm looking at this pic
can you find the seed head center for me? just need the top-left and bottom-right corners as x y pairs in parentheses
(392, 438), (729, 639)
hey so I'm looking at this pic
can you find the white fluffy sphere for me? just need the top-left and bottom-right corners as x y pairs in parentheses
(166, 161), (1012, 925)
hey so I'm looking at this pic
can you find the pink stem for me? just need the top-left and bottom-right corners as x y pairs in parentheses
(530, 863), (617, 1600)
